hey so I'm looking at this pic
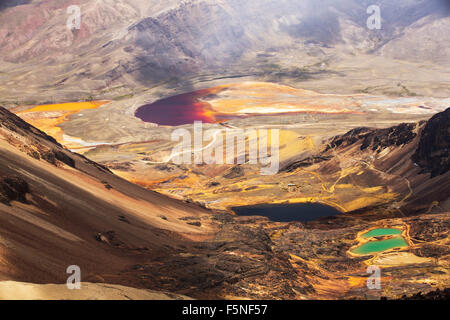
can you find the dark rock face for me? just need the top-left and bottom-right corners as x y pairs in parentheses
(325, 123), (417, 152)
(42, 150), (75, 168)
(326, 127), (373, 150)
(413, 108), (450, 177)
(326, 123), (417, 152)
(360, 123), (417, 151)
(0, 176), (29, 204)
(1, 107), (76, 169)
(0, 107), (59, 145)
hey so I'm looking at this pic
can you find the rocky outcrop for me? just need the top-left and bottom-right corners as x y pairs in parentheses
(0, 107), (59, 145)
(41, 150), (76, 168)
(0, 176), (29, 205)
(412, 108), (450, 177)
(325, 109), (449, 178)
(326, 127), (374, 150)
(326, 123), (418, 152)
(1, 107), (115, 173)
(360, 123), (418, 151)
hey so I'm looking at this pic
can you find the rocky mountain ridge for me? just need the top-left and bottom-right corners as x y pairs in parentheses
(1, 0), (449, 103)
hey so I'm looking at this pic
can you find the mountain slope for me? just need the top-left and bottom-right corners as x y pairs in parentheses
(0, 106), (315, 300)
(320, 109), (450, 216)
(0, 106), (213, 290)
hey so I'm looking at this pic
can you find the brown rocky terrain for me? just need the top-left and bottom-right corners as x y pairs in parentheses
(0, 105), (216, 296)
(0, 106), (448, 299)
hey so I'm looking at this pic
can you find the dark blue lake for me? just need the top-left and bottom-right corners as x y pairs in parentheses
(231, 202), (341, 222)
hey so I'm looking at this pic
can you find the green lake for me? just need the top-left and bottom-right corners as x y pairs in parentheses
(351, 237), (409, 255)
(361, 228), (402, 239)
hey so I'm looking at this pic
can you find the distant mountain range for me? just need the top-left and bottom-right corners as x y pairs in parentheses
(0, 0), (449, 103)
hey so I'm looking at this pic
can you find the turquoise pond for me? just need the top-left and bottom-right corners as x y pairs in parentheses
(361, 228), (403, 238)
(351, 237), (409, 255)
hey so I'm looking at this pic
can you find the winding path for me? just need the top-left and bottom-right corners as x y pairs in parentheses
(143, 129), (225, 164)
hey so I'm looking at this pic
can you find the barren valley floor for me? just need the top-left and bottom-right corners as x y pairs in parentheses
(2, 81), (448, 299)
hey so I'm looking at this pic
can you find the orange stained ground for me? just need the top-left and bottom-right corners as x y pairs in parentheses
(16, 101), (110, 150)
